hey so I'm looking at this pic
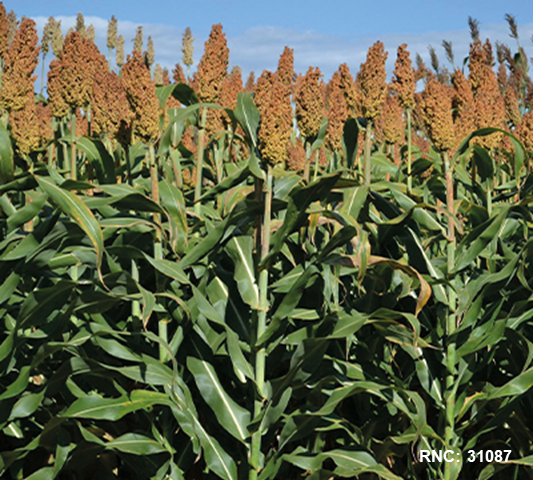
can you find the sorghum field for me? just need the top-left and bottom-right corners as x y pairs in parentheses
(1, 4), (533, 480)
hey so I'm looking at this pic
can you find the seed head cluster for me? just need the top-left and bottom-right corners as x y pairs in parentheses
(121, 49), (160, 144)
(357, 41), (388, 121)
(295, 66), (324, 139)
(0, 18), (40, 112)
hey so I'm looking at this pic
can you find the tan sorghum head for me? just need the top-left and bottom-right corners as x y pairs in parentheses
(116, 35), (124, 67)
(121, 49), (160, 143)
(41, 16), (56, 57)
(419, 76), (455, 152)
(75, 13), (85, 37)
(144, 36), (155, 70)
(182, 27), (194, 68)
(295, 66), (324, 139)
(50, 19), (63, 56)
(195, 24), (229, 103)
(357, 40), (388, 121)
(6, 10), (16, 46)
(392, 43), (415, 110)
(0, 18), (39, 112)
(86, 24), (95, 43)
(133, 26), (143, 53)
(107, 15), (118, 50)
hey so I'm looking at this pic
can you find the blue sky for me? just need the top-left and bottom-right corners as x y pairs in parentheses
(5, 0), (533, 82)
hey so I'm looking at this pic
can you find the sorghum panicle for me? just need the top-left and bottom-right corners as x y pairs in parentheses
(324, 70), (347, 152)
(295, 66), (324, 139)
(392, 44), (415, 110)
(0, 18), (40, 112)
(419, 76), (455, 152)
(357, 40), (388, 121)
(121, 49), (160, 144)
(107, 15), (118, 50)
(258, 77), (292, 167)
(195, 24), (229, 103)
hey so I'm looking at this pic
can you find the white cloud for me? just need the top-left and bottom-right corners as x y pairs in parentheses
(29, 14), (533, 89)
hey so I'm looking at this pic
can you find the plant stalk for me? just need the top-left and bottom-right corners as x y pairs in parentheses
(250, 165), (273, 480)
(194, 107), (207, 216)
(364, 121), (373, 185)
(406, 108), (412, 194)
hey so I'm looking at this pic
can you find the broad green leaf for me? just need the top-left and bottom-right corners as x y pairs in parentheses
(187, 357), (250, 442)
(62, 390), (174, 420)
(36, 176), (104, 275)
(106, 433), (167, 455)
(9, 391), (45, 420)
(226, 236), (259, 309)
(0, 123), (13, 183)
(234, 92), (259, 147)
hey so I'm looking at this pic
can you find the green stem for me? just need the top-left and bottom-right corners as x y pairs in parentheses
(443, 150), (457, 479)
(250, 165), (273, 480)
(70, 110), (77, 180)
(194, 108), (207, 216)
(406, 108), (412, 194)
(303, 140), (311, 183)
(364, 121), (373, 185)
(171, 148), (183, 189)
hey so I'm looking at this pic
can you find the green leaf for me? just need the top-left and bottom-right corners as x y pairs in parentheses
(36, 175), (104, 276)
(9, 391), (45, 420)
(187, 357), (251, 443)
(107, 433), (167, 455)
(234, 92), (260, 148)
(226, 236), (259, 309)
(62, 390), (174, 420)
(76, 137), (115, 184)
(0, 123), (14, 183)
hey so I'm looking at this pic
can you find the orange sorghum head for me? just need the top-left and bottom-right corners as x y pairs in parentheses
(0, 4), (10, 59)
(0, 18), (39, 112)
(419, 76), (455, 152)
(47, 59), (68, 117)
(286, 136), (306, 172)
(195, 23), (229, 103)
(258, 77), (292, 167)
(244, 71), (255, 93)
(515, 111), (533, 153)
(92, 69), (133, 140)
(374, 90), (405, 145)
(276, 46), (295, 91)
(254, 70), (275, 113)
(121, 49), (160, 144)
(392, 43), (415, 110)
(54, 30), (107, 111)
(325, 69), (347, 152)
(10, 91), (40, 156)
(295, 66), (324, 139)
(357, 40), (388, 121)
(173, 63), (187, 84)
(338, 63), (359, 117)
